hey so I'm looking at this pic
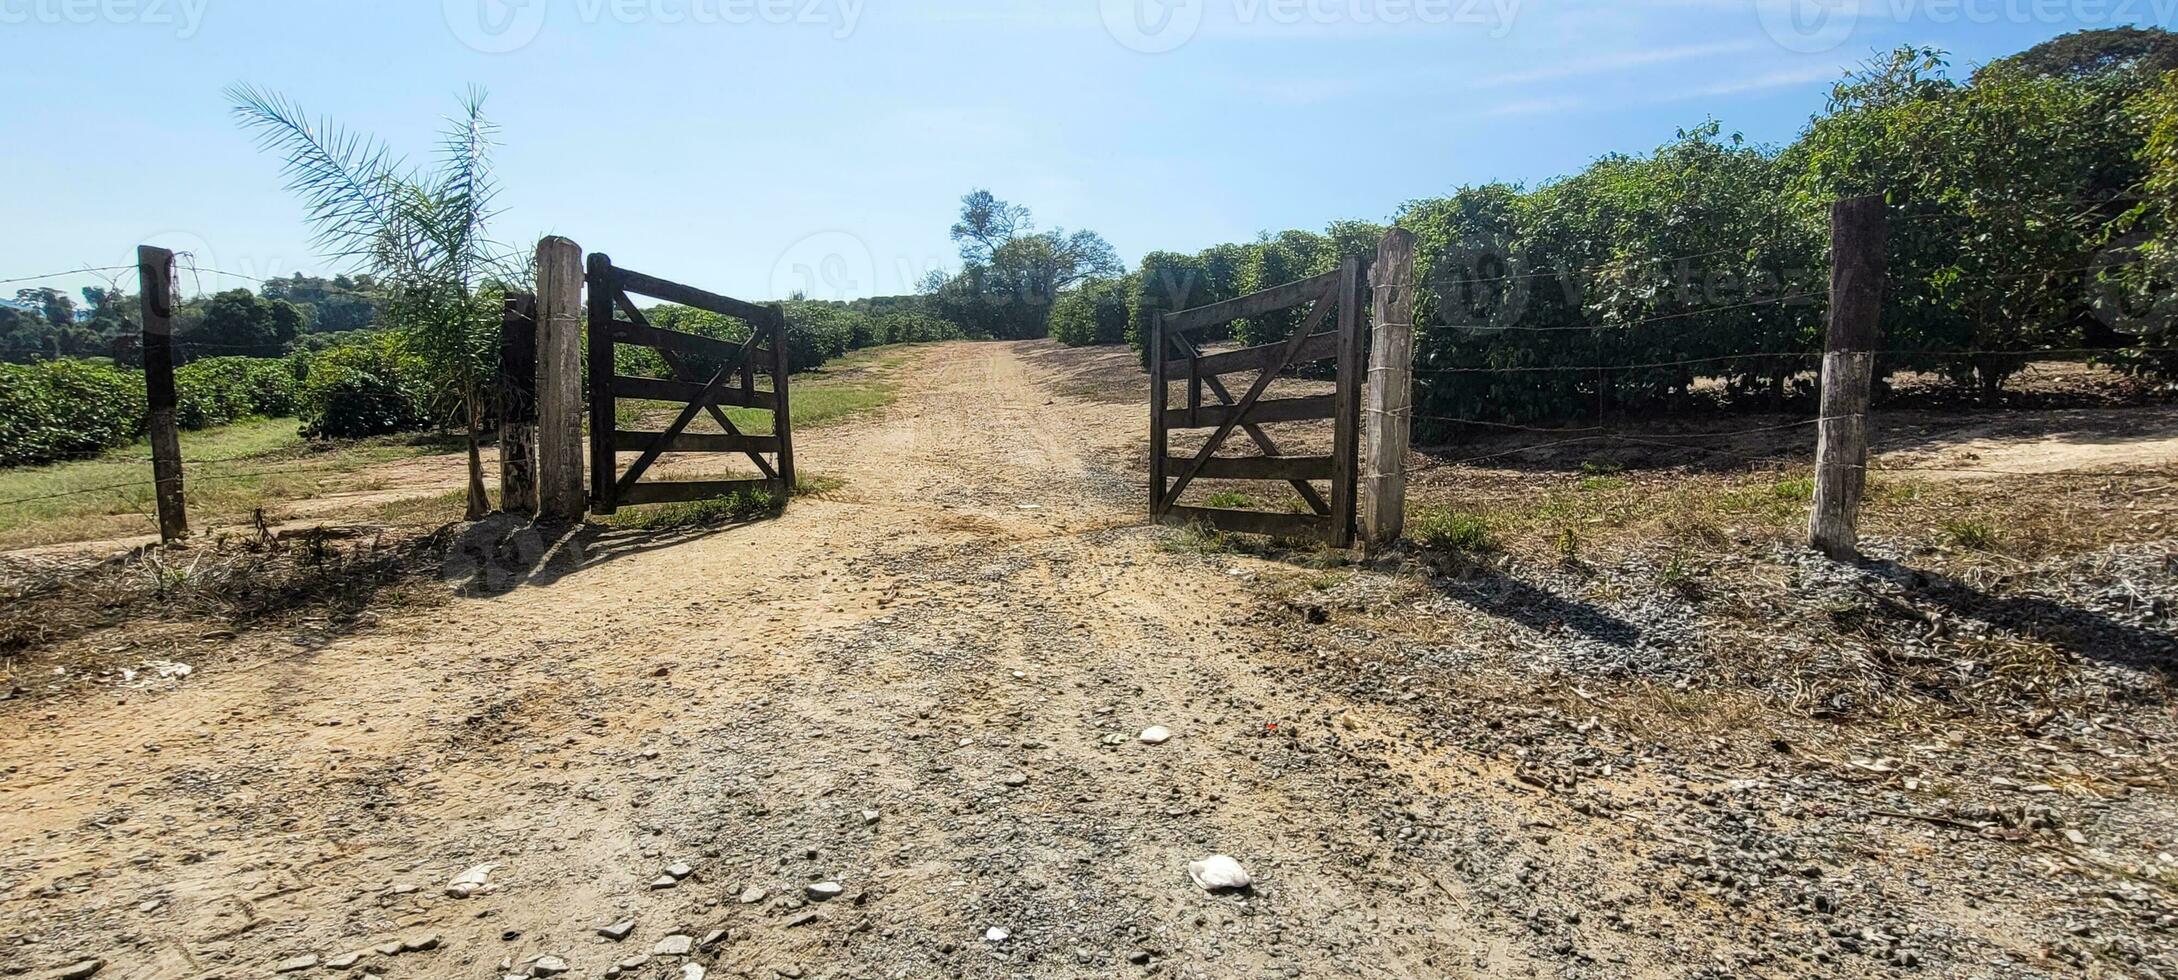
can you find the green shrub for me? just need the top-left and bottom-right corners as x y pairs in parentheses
(1410, 508), (1498, 554)
(175, 357), (299, 429)
(871, 312), (963, 345)
(0, 359), (148, 467)
(1051, 278), (1134, 347)
(298, 336), (430, 439)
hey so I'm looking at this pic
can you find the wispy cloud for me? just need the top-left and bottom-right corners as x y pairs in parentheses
(1478, 95), (1592, 118)
(1667, 63), (1845, 99)
(1475, 39), (1761, 87)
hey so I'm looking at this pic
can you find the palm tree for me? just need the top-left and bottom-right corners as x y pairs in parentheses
(228, 84), (515, 520)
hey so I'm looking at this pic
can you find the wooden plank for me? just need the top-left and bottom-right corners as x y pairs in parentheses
(1332, 254), (1366, 549)
(1149, 312), (1169, 519)
(1191, 330), (1340, 377)
(610, 266), (772, 323)
(1161, 395), (1335, 429)
(1167, 455), (1334, 481)
(1161, 505), (1330, 541)
(604, 319), (749, 362)
(1164, 269), (1343, 334)
(614, 431), (781, 454)
(620, 478), (782, 506)
(769, 306), (795, 491)
(609, 375), (764, 407)
(1159, 281), (1340, 511)
(586, 253), (620, 514)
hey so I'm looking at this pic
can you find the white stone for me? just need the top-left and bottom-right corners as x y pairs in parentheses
(1187, 855), (1252, 892)
(805, 881), (844, 901)
(654, 935), (693, 956)
(447, 863), (498, 898)
(984, 927), (1010, 943)
(1138, 726), (1172, 745)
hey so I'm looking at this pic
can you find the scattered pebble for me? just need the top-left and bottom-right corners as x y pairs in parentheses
(1188, 855), (1253, 893)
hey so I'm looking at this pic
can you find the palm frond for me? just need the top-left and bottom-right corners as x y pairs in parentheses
(225, 83), (415, 272)
(427, 85), (504, 289)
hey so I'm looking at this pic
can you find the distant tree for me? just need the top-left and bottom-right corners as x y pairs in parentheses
(16, 288), (75, 330)
(181, 288), (305, 358)
(932, 189), (1123, 339)
(263, 272), (382, 332)
(1980, 26), (2178, 81)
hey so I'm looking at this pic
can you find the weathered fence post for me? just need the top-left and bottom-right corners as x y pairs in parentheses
(585, 252), (618, 516)
(1810, 195), (1888, 559)
(138, 245), (188, 544)
(498, 293), (540, 515)
(1362, 229), (1418, 547)
(535, 237), (586, 521)
(1148, 311), (1168, 522)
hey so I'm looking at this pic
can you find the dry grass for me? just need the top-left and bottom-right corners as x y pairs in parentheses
(0, 529), (448, 700)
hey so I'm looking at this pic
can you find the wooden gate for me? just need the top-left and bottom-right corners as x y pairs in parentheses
(585, 254), (794, 515)
(1150, 255), (1366, 547)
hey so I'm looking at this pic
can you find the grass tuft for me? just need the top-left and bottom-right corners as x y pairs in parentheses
(1410, 508), (1497, 554)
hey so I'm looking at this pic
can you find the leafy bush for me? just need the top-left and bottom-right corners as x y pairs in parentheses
(297, 336), (431, 439)
(0, 359), (147, 467)
(175, 357), (300, 429)
(870, 312), (963, 345)
(1410, 508), (1497, 554)
(1050, 278), (1134, 347)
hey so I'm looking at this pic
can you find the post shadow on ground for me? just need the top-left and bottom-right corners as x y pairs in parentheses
(439, 511), (775, 597)
(1426, 566), (1645, 649)
(1855, 557), (2177, 683)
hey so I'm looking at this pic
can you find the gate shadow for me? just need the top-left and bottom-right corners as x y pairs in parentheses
(1854, 558), (2177, 681)
(1428, 567), (1644, 649)
(439, 512), (773, 597)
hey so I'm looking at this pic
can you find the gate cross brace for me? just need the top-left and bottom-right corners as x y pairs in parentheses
(1167, 334), (1331, 517)
(1158, 280), (1340, 513)
(617, 290), (778, 481)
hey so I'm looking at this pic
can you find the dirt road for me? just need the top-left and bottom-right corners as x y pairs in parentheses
(3, 342), (2170, 979)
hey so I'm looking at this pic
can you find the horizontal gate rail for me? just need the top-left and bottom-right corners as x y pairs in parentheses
(1150, 256), (1366, 547)
(586, 253), (794, 516)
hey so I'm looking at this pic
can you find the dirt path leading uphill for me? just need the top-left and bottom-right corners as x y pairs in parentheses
(2, 342), (2170, 980)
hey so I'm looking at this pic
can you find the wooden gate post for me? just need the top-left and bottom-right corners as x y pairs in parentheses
(138, 245), (188, 544)
(535, 237), (586, 521)
(1810, 195), (1888, 559)
(1362, 229), (1418, 547)
(498, 293), (540, 515)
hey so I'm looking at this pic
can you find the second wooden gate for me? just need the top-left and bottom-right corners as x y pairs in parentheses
(1150, 256), (1367, 547)
(585, 254), (794, 516)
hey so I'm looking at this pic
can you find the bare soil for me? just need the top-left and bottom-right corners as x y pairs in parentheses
(3, 341), (2173, 980)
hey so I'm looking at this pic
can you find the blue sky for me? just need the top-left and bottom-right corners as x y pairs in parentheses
(2, 0), (2165, 304)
